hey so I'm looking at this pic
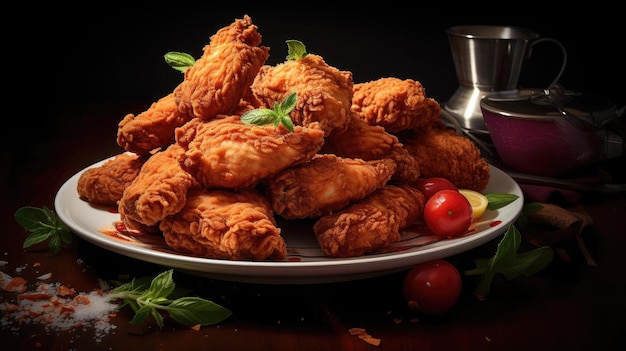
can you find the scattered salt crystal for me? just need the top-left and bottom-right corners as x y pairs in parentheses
(97, 278), (111, 291)
(0, 281), (118, 341)
(0, 260), (8, 267)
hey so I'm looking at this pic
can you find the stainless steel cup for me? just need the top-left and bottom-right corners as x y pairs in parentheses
(444, 25), (567, 133)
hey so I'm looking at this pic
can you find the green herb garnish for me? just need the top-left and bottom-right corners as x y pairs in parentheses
(164, 51), (196, 73)
(486, 193), (519, 210)
(465, 225), (554, 299)
(240, 92), (297, 132)
(285, 40), (308, 60)
(515, 202), (544, 229)
(109, 269), (232, 328)
(14, 206), (72, 255)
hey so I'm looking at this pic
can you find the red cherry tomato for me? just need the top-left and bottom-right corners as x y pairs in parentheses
(403, 259), (462, 315)
(423, 189), (472, 238)
(414, 177), (458, 201)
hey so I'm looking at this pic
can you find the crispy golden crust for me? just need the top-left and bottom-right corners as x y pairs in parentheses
(117, 89), (193, 155)
(175, 116), (325, 190)
(175, 15), (269, 120)
(268, 154), (397, 219)
(160, 188), (286, 261)
(313, 184), (424, 258)
(251, 54), (354, 136)
(77, 152), (147, 206)
(320, 115), (420, 183)
(351, 77), (441, 133)
(401, 121), (490, 191)
(118, 144), (197, 229)
(76, 16), (494, 262)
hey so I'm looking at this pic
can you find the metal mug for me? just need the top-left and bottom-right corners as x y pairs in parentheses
(444, 25), (568, 133)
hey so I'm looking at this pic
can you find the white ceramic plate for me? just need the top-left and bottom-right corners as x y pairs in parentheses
(55, 158), (523, 284)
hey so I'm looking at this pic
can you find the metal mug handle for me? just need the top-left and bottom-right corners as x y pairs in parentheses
(527, 37), (568, 88)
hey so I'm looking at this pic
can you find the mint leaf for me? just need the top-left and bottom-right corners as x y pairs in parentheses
(285, 40), (308, 60)
(167, 297), (233, 326)
(490, 225), (522, 268)
(147, 270), (177, 300)
(499, 247), (554, 280)
(109, 269), (231, 328)
(130, 305), (153, 325)
(486, 193), (519, 210)
(516, 202), (544, 229)
(240, 108), (279, 126)
(164, 51), (196, 73)
(241, 93), (297, 132)
(15, 206), (72, 255)
(465, 225), (553, 298)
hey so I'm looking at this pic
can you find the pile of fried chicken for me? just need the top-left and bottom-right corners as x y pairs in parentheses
(76, 15), (490, 261)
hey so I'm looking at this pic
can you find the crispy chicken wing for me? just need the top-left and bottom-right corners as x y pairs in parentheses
(400, 120), (490, 191)
(320, 115), (420, 183)
(118, 144), (197, 231)
(251, 54), (353, 136)
(313, 184), (425, 258)
(175, 15), (269, 120)
(160, 188), (286, 261)
(351, 77), (441, 133)
(117, 88), (193, 155)
(268, 154), (396, 219)
(175, 116), (325, 190)
(77, 152), (148, 206)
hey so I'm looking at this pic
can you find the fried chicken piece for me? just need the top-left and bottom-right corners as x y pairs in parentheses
(117, 88), (193, 155)
(251, 54), (353, 136)
(313, 184), (425, 258)
(268, 154), (396, 219)
(175, 116), (325, 190)
(175, 15), (269, 120)
(160, 188), (286, 261)
(320, 115), (420, 183)
(399, 120), (490, 191)
(351, 77), (441, 133)
(118, 144), (197, 231)
(77, 152), (148, 206)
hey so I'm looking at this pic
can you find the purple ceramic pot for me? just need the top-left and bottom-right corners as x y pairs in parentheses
(480, 88), (622, 177)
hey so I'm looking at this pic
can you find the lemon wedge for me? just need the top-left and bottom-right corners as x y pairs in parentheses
(459, 189), (489, 220)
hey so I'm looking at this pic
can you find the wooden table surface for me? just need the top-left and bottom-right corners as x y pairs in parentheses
(1, 102), (624, 351)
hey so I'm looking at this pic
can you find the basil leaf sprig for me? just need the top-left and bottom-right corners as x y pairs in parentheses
(240, 92), (297, 132)
(14, 206), (72, 255)
(515, 202), (544, 229)
(109, 269), (232, 328)
(464, 225), (554, 299)
(285, 39), (308, 60)
(485, 193), (519, 210)
(164, 51), (196, 73)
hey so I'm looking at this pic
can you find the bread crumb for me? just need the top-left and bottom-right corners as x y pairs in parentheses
(348, 327), (366, 335)
(359, 334), (382, 346)
(348, 327), (381, 346)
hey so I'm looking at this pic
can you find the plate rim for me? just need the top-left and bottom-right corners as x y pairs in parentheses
(55, 156), (523, 284)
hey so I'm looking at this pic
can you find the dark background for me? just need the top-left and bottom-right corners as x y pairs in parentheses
(8, 10), (624, 164)
(49, 10), (624, 108)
